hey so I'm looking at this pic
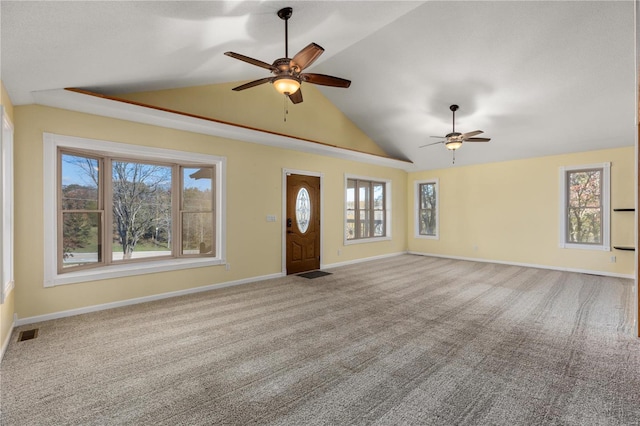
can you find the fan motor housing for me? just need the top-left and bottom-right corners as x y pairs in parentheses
(277, 7), (293, 20)
(273, 58), (293, 73)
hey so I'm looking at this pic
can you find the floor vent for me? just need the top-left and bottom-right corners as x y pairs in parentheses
(18, 329), (38, 342)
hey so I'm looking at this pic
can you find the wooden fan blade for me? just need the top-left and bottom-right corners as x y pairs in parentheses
(231, 77), (273, 91)
(224, 52), (277, 72)
(466, 137), (491, 142)
(419, 141), (445, 148)
(461, 130), (483, 139)
(288, 88), (303, 104)
(301, 73), (351, 88)
(291, 43), (324, 71)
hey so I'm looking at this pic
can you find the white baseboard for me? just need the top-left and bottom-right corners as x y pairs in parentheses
(1, 317), (15, 362)
(322, 251), (407, 270)
(407, 251), (634, 279)
(15, 272), (284, 327)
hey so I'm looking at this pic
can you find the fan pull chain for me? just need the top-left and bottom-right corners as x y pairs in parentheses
(283, 95), (289, 122)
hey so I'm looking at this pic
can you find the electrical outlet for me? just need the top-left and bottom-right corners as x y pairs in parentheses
(225, 263), (230, 271)
(266, 215), (276, 222)
(337, 249), (342, 256)
(610, 256), (616, 263)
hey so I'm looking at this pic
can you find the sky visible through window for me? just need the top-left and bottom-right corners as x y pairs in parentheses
(62, 158), (212, 191)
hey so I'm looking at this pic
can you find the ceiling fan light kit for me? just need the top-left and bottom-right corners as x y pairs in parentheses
(273, 76), (301, 95)
(224, 6), (350, 105)
(445, 141), (462, 151)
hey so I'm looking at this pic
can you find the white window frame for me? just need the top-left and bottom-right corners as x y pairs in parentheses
(43, 133), (226, 287)
(415, 178), (439, 240)
(344, 174), (392, 245)
(1, 107), (15, 303)
(558, 162), (610, 251)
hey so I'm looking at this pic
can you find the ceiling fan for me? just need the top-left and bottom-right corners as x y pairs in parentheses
(420, 104), (491, 162)
(224, 7), (351, 105)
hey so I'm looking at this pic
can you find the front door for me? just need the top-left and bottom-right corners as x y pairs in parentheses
(286, 174), (320, 274)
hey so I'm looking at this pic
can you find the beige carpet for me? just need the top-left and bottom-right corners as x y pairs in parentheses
(1, 255), (639, 425)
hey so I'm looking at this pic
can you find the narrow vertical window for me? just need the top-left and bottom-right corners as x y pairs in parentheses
(559, 163), (610, 250)
(181, 166), (214, 256)
(60, 152), (103, 271)
(373, 182), (385, 237)
(346, 179), (356, 240)
(566, 169), (602, 244)
(416, 179), (438, 238)
(358, 182), (371, 238)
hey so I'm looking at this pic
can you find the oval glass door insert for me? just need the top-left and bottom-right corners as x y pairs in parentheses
(295, 187), (311, 233)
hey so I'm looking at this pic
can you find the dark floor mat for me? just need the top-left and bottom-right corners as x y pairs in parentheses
(298, 270), (332, 279)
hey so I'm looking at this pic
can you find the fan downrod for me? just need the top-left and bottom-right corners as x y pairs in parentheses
(450, 104), (459, 132)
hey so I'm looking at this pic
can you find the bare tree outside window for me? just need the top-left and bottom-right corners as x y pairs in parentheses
(111, 161), (172, 260)
(419, 182), (437, 236)
(181, 167), (214, 255)
(566, 168), (602, 244)
(60, 153), (102, 269)
(54, 139), (222, 277)
(373, 183), (385, 237)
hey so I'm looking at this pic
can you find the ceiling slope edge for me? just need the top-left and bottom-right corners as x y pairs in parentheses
(31, 88), (413, 171)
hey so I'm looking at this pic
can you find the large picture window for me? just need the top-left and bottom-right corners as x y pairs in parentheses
(415, 179), (438, 239)
(345, 176), (390, 242)
(559, 163), (610, 250)
(45, 133), (225, 286)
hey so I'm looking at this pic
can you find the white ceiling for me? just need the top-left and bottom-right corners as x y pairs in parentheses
(1, 1), (636, 171)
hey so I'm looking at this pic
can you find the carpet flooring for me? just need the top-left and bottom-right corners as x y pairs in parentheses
(1, 255), (639, 425)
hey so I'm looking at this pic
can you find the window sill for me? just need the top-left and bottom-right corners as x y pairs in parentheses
(558, 243), (610, 251)
(45, 257), (225, 287)
(344, 236), (392, 245)
(415, 234), (439, 240)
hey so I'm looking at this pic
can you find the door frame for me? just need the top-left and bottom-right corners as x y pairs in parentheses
(282, 169), (324, 274)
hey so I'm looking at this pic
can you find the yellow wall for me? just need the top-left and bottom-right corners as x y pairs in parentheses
(1, 80), (15, 355)
(7, 84), (635, 323)
(13, 104), (407, 319)
(408, 147), (635, 276)
(116, 82), (389, 158)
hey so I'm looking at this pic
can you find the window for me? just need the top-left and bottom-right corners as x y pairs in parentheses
(559, 163), (610, 250)
(415, 179), (438, 239)
(1, 107), (14, 303)
(345, 176), (390, 242)
(181, 166), (215, 256)
(44, 133), (226, 286)
(60, 152), (104, 270)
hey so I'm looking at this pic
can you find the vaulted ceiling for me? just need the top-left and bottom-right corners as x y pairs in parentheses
(1, 1), (636, 171)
